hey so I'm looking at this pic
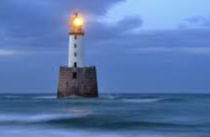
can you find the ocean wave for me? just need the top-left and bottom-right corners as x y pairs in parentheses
(33, 96), (57, 99)
(0, 95), (22, 99)
(158, 98), (184, 102)
(0, 113), (209, 130)
(99, 95), (165, 103)
(0, 127), (179, 137)
(121, 98), (162, 103)
(120, 97), (185, 103)
(0, 113), (87, 124)
(0, 95), (57, 100)
(38, 116), (210, 129)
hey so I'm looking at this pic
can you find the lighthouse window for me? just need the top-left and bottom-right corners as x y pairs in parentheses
(74, 62), (77, 68)
(72, 72), (77, 79)
(74, 35), (77, 40)
(74, 52), (77, 57)
(74, 44), (77, 48)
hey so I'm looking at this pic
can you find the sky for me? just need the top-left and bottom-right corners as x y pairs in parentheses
(1, 0), (210, 93)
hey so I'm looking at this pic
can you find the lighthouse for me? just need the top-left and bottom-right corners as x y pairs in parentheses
(57, 13), (99, 98)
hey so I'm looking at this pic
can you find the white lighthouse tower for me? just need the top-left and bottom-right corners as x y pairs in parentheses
(68, 13), (85, 68)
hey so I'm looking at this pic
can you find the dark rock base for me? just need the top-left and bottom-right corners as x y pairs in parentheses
(57, 66), (98, 98)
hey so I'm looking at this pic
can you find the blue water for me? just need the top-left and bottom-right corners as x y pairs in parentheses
(0, 93), (209, 137)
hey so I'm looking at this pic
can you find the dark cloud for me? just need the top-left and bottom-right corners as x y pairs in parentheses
(86, 16), (143, 43)
(86, 20), (210, 56)
(184, 16), (210, 27)
(1, 0), (210, 56)
(0, 0), (125, 49)
(52, 0), (125, 15)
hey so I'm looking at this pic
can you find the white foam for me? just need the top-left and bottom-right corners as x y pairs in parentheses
(0, 113), (83, 123)
(34, 96), (56, 99)
(122, 98), (162, 103)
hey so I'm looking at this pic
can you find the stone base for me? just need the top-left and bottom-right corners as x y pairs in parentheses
(57, 66), (98, 98)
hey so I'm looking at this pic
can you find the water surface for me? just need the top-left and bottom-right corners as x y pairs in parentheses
(0, 93), (209, 137)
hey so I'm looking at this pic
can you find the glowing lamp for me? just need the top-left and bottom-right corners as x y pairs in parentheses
(73, 17), (84, 27)
(70, 13), (85, 34)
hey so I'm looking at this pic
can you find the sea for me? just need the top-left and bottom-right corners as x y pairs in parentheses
(0, 93), (209, 137)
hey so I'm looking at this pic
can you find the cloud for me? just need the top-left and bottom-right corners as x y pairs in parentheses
(0, 49), (66, 57)
(0, 0), (125, 49)
(87, 16), (143, 41)
(0, 49), (17, 56)
(85, 22), (210, 56)
(129, 47), (210, 55)
(184, 16), (210, 27)
(1, 0), (210, 58)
